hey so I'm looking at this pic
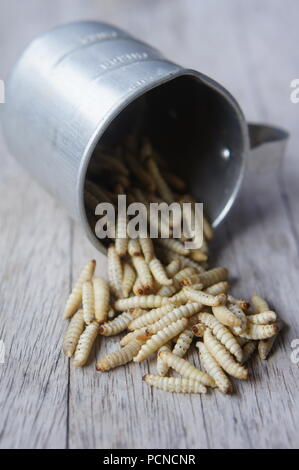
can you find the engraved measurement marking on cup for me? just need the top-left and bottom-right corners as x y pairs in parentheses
(80, 31), (120, 45)
(98, 52), (149, 72)
(128, 68), (169, 92)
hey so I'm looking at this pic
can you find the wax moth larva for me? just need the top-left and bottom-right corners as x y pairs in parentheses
(96, 339), (144, 371)
(107, 245), (123, 297)
(143, 374), (207, 394)
(73, 321), (99, 367)
(114, 295), (168, 311)
(82, 281), (95, 324)
(139, 237), (155, 263)
(203, 328), (248, 379)
(185, 288), (226, 307)
(64, 260), (96, 319)
(63, 310), (85, 358)
(149, 258), (173, 286)
(93, 277), (110, 323)
(212, 305), (242, 328)
(156, 342), (172, 376)
(247, 311), (277, 325)
(121, 262), (136, 298)
(128, 238), (142, 257)
(196, 341), (233, 394)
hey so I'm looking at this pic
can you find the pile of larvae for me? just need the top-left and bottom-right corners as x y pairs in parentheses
(62, 136), (282, 395)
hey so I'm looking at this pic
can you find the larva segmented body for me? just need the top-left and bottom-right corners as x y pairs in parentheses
(185, 288), (226, 307)
(172, 314), (201, 358)
(156, 238), (190, 256)
(227, 295), (250, 312)
(99, 311), (134, 336)
(241, 341), (257, 364)
(177, 255), (206, 273)
(115, 212), (128, 257)
(227, 303), (247, 333)
(133, 318), (188, 362)
(63, 310), (85, 358)
(159, 350), (216, 387)
(139, 237), (155, 263)
(203, 214), (214, 241)
(204, 328), (248, 379)
(199, 267), (228, 288)
(96, 339), (143, 371)
(239, 322), (279, 340)
(251, 295), (269, 313)
(212, 305), (242, 328)
(196, 341), (233, 394)
(64, 260), (96, 318)
(196, 312), (243, 362)
(108, 245), (122, 297)
(132, 256), (154, 291)
(133, 276), (150, 296)
(247, 311), (277, 325)
(165, 259), (181, 277)
(205, 281), (229, 296)
(157, 284), (178, 297)
(73, 321), (99, 367)
(147, 302), (202, 335)
(82, 281), (95, 324)
(167, 290), (189, 306)
(114, 295), (168, 311)
(156, 342), (172, 376)
(189, 250), (208, 262)
(122, 263), (136, 298)
(128, 304), (174, 330)
(143, 374), (207, 394)
(120, 327), (150, 346)
(128, 238), (142, 257)
(93, 277), (110, 323)
(180, 274), (202, 287)
(146, 157), (173, 203)
(149, 258), (173, 286)
(258, 336), (277, 360)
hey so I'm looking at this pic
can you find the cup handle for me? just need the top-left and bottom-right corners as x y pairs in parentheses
(247, 123), (289, 173)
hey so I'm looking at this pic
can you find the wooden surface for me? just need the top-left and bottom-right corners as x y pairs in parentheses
(0, 0), (298, 449)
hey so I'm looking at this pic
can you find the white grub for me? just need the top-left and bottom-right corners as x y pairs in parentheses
(82, 281), (95, 324)
(247, 311), (277, 325)
(199, 267), (228, 288)
(128, 238), (142, 257)
(93, 277), (110, 323)
(64, 260), (96, 318)
(107, 245), (122, 297)
(139, 237), (155, 263)
(143, 374), (207, 394)
(196, 312), (243, 362)
(156, 342), (172, 376)
(196, 341), (233, 394)
(120, 327), (151, 347)
(122, 263), (136, 298)
(128, 303), (174, 330)
(73, 322), (99, 367)
(99, 311), (133, 336)
(132, 256), (154, 292)
(133, 318), (188, 362)
(239, 322), (280, 340)
(205, 281), (229, 296)
(203, 328), (248, 380)
(156, 238), (190, 256)
(159, 350), (216, 388)
(185, 288), (226, 307)
(96, 339), (143, 371)
(114, 295), (168, 311)
(115, 212), (128, 257)
(165, 259), (181, 278)
(146, 302), (202, 334)
(63, 310), (85, 358)
(212, 305), (242, 328)
(251, 295), (269, 313)
(149, 258), (173, 286)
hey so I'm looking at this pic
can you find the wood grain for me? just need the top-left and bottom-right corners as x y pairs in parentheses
(0, 0), (298, 449)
